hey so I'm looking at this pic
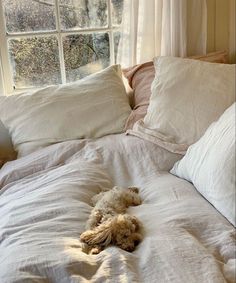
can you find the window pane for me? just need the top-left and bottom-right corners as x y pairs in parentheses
(111, 0), (124, 26)
(63, 33), (110, 82)
(59, 0), (108, 30)
(2, 0), (56, 33)
(8, 36), (61, 88)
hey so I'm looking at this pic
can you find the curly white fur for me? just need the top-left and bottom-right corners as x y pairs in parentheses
(80, 186), (143, 254)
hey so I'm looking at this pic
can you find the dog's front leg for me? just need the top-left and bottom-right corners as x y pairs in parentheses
(86, 209), (103, 230)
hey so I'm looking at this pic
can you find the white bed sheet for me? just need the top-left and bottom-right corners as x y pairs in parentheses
(0, 134), (235, 283)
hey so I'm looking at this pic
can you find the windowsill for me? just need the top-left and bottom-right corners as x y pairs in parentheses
(3, 82), (63, 95)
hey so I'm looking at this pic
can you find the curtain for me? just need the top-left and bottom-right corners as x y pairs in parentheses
(117, 0), (207, 67)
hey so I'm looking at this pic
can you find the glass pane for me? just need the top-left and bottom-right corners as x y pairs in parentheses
(111, 0), (124, 26)
(114, 31), (121, 63)
(2, 0), (56, 33)
(59, 0), (108, 30)
(63, 33), (110, 82)
(8, 36), (61, 88)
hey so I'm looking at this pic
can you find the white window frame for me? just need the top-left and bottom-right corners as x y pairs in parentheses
(0, 0), (120, 95)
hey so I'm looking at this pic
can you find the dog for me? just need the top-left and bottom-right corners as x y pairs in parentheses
(80, 186), (143, 254)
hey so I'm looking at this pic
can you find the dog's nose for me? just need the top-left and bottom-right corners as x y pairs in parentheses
(125, 246), (135, 252)
(134, 239), (140, 246)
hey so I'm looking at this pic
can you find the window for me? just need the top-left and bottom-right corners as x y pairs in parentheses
(0, 0), (123, 94)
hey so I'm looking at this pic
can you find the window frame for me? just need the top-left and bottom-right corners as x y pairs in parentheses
(0, 0), (120, 95)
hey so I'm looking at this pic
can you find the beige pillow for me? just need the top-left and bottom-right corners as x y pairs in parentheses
(0, 65), (131, 157)
(128, 57), (235, 154)
(171, 103), (235, 226)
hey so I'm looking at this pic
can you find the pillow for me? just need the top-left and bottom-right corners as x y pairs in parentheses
(0, 120), (16, 167)
(171, 103), (236, 226)
(127, 56), (235, 154)
(188, 50), (228, 63)
(0, 65), (131, 157)
(123, 62), (155, 130)
(123, 51), (229, 129)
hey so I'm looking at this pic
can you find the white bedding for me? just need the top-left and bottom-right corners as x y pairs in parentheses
(0, 134), (235, 283)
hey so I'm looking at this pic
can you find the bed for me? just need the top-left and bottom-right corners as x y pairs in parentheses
(0, 134), (234, 283)
(0, 54), (235, 283)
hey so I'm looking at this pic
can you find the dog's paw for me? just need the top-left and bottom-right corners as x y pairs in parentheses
(132, 195), (142, 206)
(128, 187), (139, 194)
(90, 246), (102, 255)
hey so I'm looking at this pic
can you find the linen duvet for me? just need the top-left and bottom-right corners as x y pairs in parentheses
(0, 134), (235, 283)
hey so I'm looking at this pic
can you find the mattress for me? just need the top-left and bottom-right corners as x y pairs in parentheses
(0, 134), (235, 283)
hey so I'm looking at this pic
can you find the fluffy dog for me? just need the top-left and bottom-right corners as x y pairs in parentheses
(80, 186), (143, 254)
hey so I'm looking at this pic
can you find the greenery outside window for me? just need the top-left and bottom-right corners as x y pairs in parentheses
(0, 0), (123, 94)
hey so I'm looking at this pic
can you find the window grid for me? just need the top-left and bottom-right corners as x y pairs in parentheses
(0, 0), (12, 95)
(54, 0), (66, 84)
(0, 0), (120, 95)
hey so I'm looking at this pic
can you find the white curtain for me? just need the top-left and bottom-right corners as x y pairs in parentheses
(117, 0), (207, 67)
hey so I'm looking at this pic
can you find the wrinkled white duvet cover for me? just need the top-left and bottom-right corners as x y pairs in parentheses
(0, 134), (235, 283)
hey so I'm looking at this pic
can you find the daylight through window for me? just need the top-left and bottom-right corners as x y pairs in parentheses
(0, 0), (123, 93)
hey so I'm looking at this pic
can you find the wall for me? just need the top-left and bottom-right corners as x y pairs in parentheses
(0, 56), (4, 95)
(207, 0), (236, 63)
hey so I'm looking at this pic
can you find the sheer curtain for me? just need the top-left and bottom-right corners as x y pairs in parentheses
(117, 0), (207, 67)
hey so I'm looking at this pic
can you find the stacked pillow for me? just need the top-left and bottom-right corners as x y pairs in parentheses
(171, 103), (235, 226)
(127, 56), (235, 154)
(123, 61), (155, 129)
(0, 65), (131, 157)
(123, 51), (229, 129)
(125, 53), (235, 227)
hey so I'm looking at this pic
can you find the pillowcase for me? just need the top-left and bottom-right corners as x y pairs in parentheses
(0, 65), (131, 157)
(123, 62), (155, 130)
(171, 103), (235, 226)
(188, 50), (228, 63)
(128, 56), (235, 154)
(0, 120), (16, 167)
(123, 51), (228, 129)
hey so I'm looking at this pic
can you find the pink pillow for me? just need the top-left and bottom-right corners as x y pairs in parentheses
(123, 51), (228, 130)
(188, 50), (228, 63)
(0, 120), (16, 167)
(0, 160), (4, 168)
(123, 62), (154, 130)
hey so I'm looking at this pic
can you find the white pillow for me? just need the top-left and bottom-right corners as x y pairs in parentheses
(129, 57), (235, 154)
(0, 65), (131, 157)
(171, 103), (236, 226)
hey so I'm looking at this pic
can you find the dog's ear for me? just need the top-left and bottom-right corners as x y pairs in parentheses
(80, 219), (113, 247)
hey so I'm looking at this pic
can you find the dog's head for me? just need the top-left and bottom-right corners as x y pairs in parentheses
(80, 214), (142, 253)
(112, 214), (142, 252)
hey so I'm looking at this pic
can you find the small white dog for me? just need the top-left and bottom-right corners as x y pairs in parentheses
(80, 186), (143, 254)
